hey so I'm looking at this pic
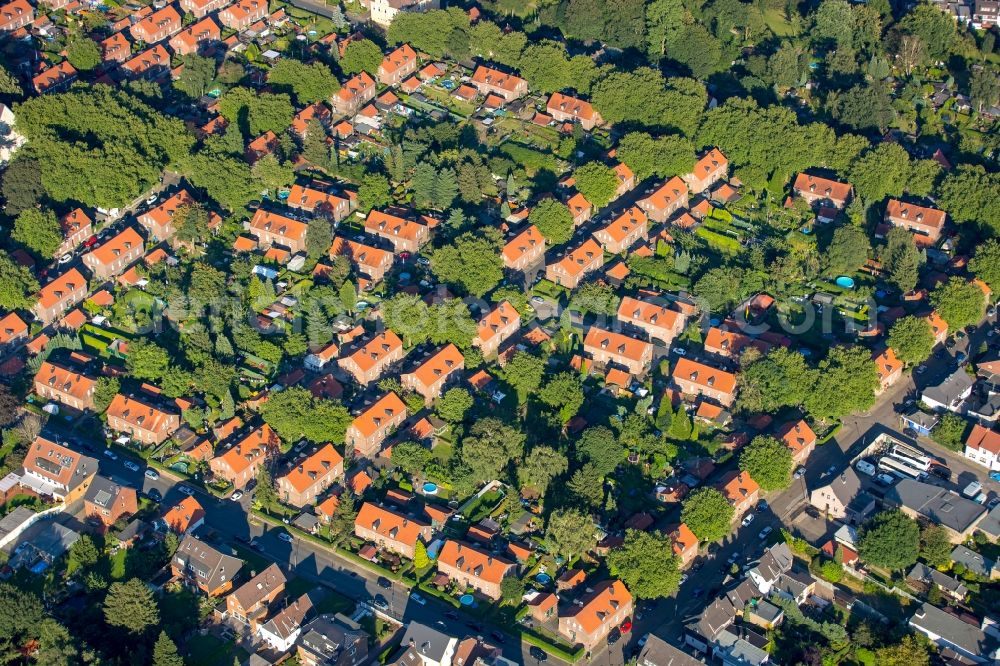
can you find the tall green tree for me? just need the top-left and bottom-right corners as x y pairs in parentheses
(501, 351), (546, 405)
(545, 508), (598, 559)
(607, 530), (682, 599)
(267, 59), (339, 104)
(429, 229), (504, 297)
(528, 198), (574, 245)
(67, 37), (101, 71)
(573, 162), (619, 209)
(739, 436), (793, 491)
(341, 39), (384, 75)
(681, 488), (734, 542)
(930, 277), (986, 332)
(103, 578), (160, 634)
(575, 426), (625, 476)
(858, 510), (920, 571)
(887, 316), (934, 366)
(153, 630), (185, 666)
(823, 225), (870, 276)
(882, 227), (921, 294)
(0, 254), (40, 310)
(13, 208), (62, 257)
(518, 446), (569, 495)
(970, 239), (1000, 298)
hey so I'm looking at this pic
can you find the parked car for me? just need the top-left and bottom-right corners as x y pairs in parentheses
(177, 485), (194, 495)
(103, 449), (118, 461)
(230, 491), (243, 502)
(679, 573), (689, 585)
(277, 532), (293, 543)
(144, 468), (159, 480)
(146, 488), (162, 502)
(793, 466), (806, 479)
(490, 630), (505, 644)
(671, 347), (687, 356)
(377, 577), (392, 589)
(741, 513), (755, 527)
(757, 499), (769, 511)
(608, 628), (622, 645)
(990, 472), (1000, 483)
(57, 253), (72, 265)
(529, 646), (548, 661)
(123, 460), (140, 472)
(445, 611), (460, 621)
(758, 526), (774, 540)
(372, 595), (389, 611)
(620, 620), (633, 633)
(874, 473), (896, 486)
(411, 592), (426, 606)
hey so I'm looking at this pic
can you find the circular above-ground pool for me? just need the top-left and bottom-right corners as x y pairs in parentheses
(459, 594), (475, 606)
(423, 482), (439, 495)
(535, 573), (552, 584)
(835, 276), (855, 289)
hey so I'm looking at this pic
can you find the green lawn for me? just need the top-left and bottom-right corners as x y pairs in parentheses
(764, 8), (799, 37)
(184, 634), (248, 666)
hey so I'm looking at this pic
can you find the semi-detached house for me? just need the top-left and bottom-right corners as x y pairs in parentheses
(34, 268), (88, 324)
(83, 475), (138, 530)
(473, 301), (521, 357)
(965, 424), (1000, 472)
(106, 393), (181, 446)
(502, 225), (546, 272)
(58, 208), (93, 256)
(0, 0), (33, 32)
(436, 540), (515, 600)
(592, 206), (648, 255)
(101, 32), (131, 63)
(138, 190), (197, 241)
(793, 173), (852, 209)
(21, 437), (98, 504)
(671, 357), (737, 407)
(82, 226), (144, 280)
(121, 45), (172, 81)
(616, 296), (686, 347)
(470, 65), (527, 103)
(129, 6), (181, 43)
(401, 343), (464, 404)
(884, 199), (946, 246)
(277, 443), (343, 507)
(354, 501), (432, 559)
(338, 330), (404, 386)
(332, 71), (376, 116)
(345, 392), (407, 458)
(180, 0), (232, 18)
(717, 470), (760, 519)
(365, 210), (429, 254)
(34, 360), (96, 412)
(249, 209), (308, 255)
(218, 0), (268, 30)
(583, 327), (652, 377)
(287, 184), (351, 221)
(558, 580), (633, 651)
(328, 237), (393, 283)
(225, 562), (286, 630)
(378, 43), (418, 86)
(638, 177), (688, 223)
(210, 424), (279, 490)
(682, 148), (728, 194)
(33, 61), (78, 95)
(547, 92), (602, 130)
(545, 238), (603, 289)
(169, 16), (220, 56)
(291, 104), (332, 138)
(173, 535), (243, 597)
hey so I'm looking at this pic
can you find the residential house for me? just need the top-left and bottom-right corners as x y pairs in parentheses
(668, 523), (699, 569)
(0, 0), (33, 32)
(401, 344), (464, 404)
(277, 443), (344, 507)
(502, 225), (545, 272)
(296, 613), (369, 666)
(34, 360), (96, 412)
(368, 0), (439, 26)
(378, 43), (418, 86)
(683, 148), (728, 194)
(58, 208), (93, 256)
(0, 313), (28, 353)
(473, 301), (521, 357)
(82, 226), (144, 280)
(638, 634), (704, 666)
(777, 419), (816, 466)
(345, 392), (407, 458)
(546, 92), (602, 130)
(210, 425), (279, 490)
(921, 367), (974, 413)
(304, 342), (339, 372)
(925, 310), (949, 346)
(965, 424), (1000, 471)
(129, 6), (181, 43)
(338, 331), (405, 386)
(717, 471), (760, 519)
(172, 535), (243, 596)
(617, 296), (685, 347)
(168, 16), (220, 56)
(613, 162), (636, 196)
(20, 437), (97, 504)
(391, 622), (457, 666)
(101, 32), (132, 63)
(593, 207), (648, 254)
(246, 131), (278, 164)
(470, 65), (528, 102)
(809, 468), (875, 523)
(907, 563), (968, 602)
(558, 580), (634, 652)
(583, 327), (653, 377)
(328, 237), (394, 283)
(885, 199), (946, 246)
(138, 190), (197, 242)
(226, 562), (286, 630)
(874, 347), (904, 393)
(545, 238), (604, 289)
(218, 0), (268, 30)
(249, 209), (308, 254)
(909, 602), (1000, 664)
(747, 542), (794, 595)
(773, 569), (816, 606)
(952, 544), (999, 579)
(365, 210), (429, 253)
(163, 495), (206, 534)
(353, 502), (432, 559)
(121, 45), (172, 81)
(34, 268), (87, 324)
(287, 184), (351, 222)
(792, 173), (852, 209)
(291, 103), (332, 138)
(702, 328), (766, 363)
(886, 479), (987, 542)
(84, 475), (138, 530)
(179, 0), (231, 18)
(974, 0), (999, 28)
(671, 358), (737, 408)
(106, 393), (180, 446)
(332, 72), (376, 116)
(638, 177), (688, 223)
(567, 192), (592, 226)
(436, 540), (515, 600)
(259, 592), (314, 652)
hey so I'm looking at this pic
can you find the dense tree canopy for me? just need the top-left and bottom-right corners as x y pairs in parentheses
(739, 436), (793, 491)
(430, 228), (504, 297)
(887, 316), (934, 366)
(930, 277), (986, 331)
(340, 39), (384, 76)
(607, 530), (681, 599)
(545, 508), (598, 559)
(858, 510), (920, 570)
(260, 386), (351, 443)
(681, 488), (734, 542)
(529, 198), (574, 245)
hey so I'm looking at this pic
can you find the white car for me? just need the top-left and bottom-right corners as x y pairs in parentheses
(417, 257), (431, 266)
(146, 194), (158, 205)
(758, 526), (773, 541)
(123, 460), (140, 472)
(103, 449), (118, 461)
(144, 469), (160, 480)
(671, 347), (687, 356)
(231, 491), (244, 502)
(741, 513), (755, 527)
(793, 466), (806, 479)
(57, 253), (73, 265)
(277, 532), (293, 543)
(411, 592), (427, 606)
(679, 573), (689, 585)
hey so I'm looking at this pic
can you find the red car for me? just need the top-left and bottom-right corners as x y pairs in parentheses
(83, 235), (99, 248)
(619, 619), (632, 634)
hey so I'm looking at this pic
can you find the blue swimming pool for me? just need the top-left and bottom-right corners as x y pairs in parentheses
(835, 276), (855, 289)
(423, 482), (439, 495)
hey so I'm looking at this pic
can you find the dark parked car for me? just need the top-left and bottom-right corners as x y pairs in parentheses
(146, 488), (162, 502)
(467, 621), (485, 633)
(372, 595), (389, 611)
(377, 576), (392, 589)
(490, 630), (505, 644)
(529, 646), (548, 661)
(608, 628), (622, 645)
(445, 611), (460, 621)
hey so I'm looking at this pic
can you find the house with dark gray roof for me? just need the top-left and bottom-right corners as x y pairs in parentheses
(296, 613), (369, 666)
(808, 468), (875, 524)
(773, 569), (815, 605)
(684, 597), (737, 653)
(909, 602), (1000, 663)
(259, 592), (315, 653)
(951, 544), (999, 579)
(921, 367), (974, 413)
(172, 535), (243, 597)
(907, 563), (968, 601)
(978, 504), (1000, 540)
(885, 479), (987, 541)
(638, 634), (705, 665)
(395, 621), (458, 666)
(747, 542), (793, 595)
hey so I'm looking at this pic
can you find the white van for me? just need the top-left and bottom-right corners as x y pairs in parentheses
(855, 460), (877, 476)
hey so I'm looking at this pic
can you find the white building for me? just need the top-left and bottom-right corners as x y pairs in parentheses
(965, 424), (1000, 472)
(367, 0), (439, 27)
(0, 104), (25, 164)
